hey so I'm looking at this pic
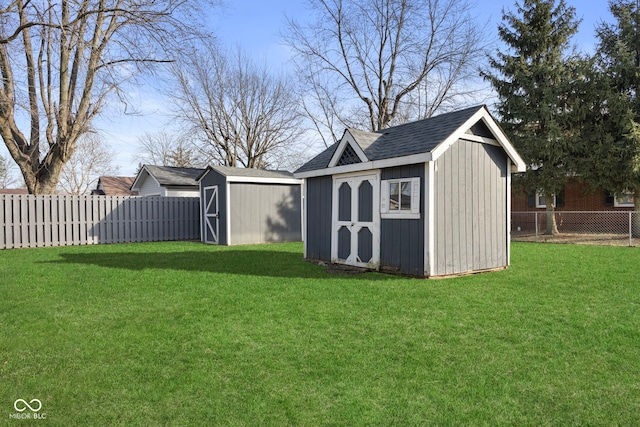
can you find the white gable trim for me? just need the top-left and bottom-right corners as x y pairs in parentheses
(429, 108), (525, 172)
(328, 130), (369, 168)
(296, 152), (433, 179)
(480, 115), (527, 172)
(131, 165), (161, 191)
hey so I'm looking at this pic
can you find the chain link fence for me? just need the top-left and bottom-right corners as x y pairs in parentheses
(511, 211), (640, 246)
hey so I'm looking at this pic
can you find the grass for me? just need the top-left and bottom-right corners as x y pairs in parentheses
(1, 241), (639, 426)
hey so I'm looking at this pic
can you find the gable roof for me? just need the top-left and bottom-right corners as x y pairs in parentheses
(131, 165), (205, 190)
(295, 105), (526, 178)
(91, 176), (138, 196)
(196, 165), (302, 184)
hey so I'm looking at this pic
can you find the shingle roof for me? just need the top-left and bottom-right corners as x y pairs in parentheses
(144, 165), (204, 186)
(296, 105), (485, 173)
(0, 188), (29, 195)
(208, 166), (294, 179)
(92, 176), (137, 196)
(293, 143), (340, 174)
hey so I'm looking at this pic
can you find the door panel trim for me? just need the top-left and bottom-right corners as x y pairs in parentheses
(331, 171), (380, 268)
(203, 185), (219, 244)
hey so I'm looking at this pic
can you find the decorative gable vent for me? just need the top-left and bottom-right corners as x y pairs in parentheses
(336, 144), (362, 166)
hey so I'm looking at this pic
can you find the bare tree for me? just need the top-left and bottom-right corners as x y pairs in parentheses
(136, 131), (206, 168)
(284, 0), (488, 140)
(0, 154), (21, 188)
(0, 0), (215, 194)
(171, 46), (304, 169)
(58, 133), (119, 195)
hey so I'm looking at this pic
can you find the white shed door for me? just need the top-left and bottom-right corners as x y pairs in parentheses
(332, 174), (380, 268)
(203, 186), (219, 244)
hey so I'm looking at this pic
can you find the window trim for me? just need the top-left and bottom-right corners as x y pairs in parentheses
(535, 192), (556, 208)
(380, 177), (421, 219)
(614, 191), (634, 207)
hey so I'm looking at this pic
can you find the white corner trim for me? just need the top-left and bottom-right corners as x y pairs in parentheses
(506, 158), (512, 266)
(328, 131), (369, 168)
(225, 181), (232, 246)
(302, 181), (307, 258)
(425, 161), (435, 277)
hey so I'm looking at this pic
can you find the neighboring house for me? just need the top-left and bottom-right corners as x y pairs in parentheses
(511, 178), (635, 235)
(131, 165), (204, 197)
(0, 189), (28, 195)
(91, 176), (138, 196)
(197, 166), (303, 245)
(294, 105), (526, 278)
(512, 177), (634, 211)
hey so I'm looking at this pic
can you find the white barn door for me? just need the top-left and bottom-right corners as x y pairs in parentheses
(203, 186), (219, 244)
(332, 173), (380, 268)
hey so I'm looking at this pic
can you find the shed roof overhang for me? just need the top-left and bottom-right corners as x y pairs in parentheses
(196, 166), (303, 185)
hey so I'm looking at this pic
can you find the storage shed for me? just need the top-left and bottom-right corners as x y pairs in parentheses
(131, 165), (204, 197)
(197, 166), (303, 245)
(294, 105), (526, 277)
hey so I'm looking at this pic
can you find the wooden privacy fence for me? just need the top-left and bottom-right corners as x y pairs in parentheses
(0, 195), (200, 249)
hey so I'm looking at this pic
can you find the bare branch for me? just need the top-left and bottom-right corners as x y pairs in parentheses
(284, 0), (489, 133)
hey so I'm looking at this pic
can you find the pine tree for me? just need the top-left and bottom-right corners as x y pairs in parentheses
(578, 0), (640, 233)
(483, 0), (580, 234)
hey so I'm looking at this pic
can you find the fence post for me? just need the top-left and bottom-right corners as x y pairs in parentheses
(629, 211), (633, 247)
(535, 211), (539, 242)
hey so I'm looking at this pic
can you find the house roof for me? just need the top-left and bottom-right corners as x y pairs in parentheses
(0, 188), (28, 195)
(295, 105), (526, 177)
(132, 165), (205, 190)
(91, 176), (138, 196)
(196, 165), (302, 184)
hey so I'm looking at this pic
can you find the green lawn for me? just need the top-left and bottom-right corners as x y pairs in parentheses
(1, 241), (639, 426)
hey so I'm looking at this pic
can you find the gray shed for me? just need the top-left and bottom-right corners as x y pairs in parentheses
(197, 166), (303, 245)
(294, 105), (526, 277)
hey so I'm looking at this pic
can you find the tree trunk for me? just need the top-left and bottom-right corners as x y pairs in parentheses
(633, 187), (640, 238)
(545, 192), (558, 235)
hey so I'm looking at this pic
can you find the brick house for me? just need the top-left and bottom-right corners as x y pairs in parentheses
(512, 177), (634, 234)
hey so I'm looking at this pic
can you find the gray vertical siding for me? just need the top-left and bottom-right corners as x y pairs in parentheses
(229, 183), (302, 245)
(433, 140), (507, 276)
(305, 176), (333, 261)
(380, 164), (425, 276)
(199, 170), (228, 244)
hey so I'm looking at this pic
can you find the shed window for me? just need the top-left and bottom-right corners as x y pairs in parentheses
(381, 178), (420, 219)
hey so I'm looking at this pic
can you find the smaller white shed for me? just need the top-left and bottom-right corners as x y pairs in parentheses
(197, 166), (303, 245)
(131, 165), (204, 197)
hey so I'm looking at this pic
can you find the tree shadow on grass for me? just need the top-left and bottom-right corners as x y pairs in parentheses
(45, 248), (394, 281)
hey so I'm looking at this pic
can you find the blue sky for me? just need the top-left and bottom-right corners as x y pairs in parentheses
(1, 0), (617, 180)
(108, 0), (614, 175)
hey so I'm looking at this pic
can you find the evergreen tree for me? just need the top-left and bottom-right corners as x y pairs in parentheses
(578, 0), (640, 230)
(483, 0), (580, 234)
